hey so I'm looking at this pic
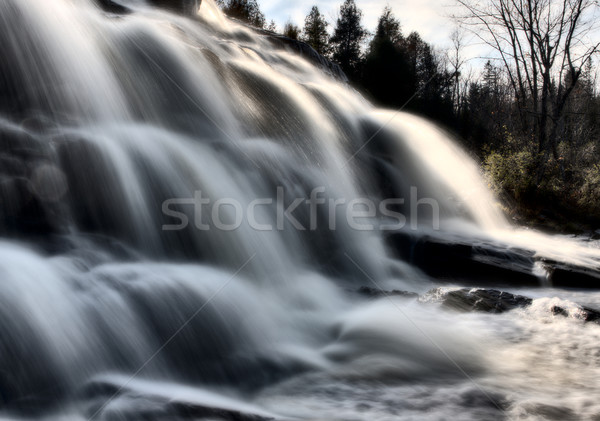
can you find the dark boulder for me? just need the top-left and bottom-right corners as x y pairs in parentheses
(541, 259), (600, 289)
(550, 305), (600, 324)
(437, 288), (533, 314)
(432, 287), (600, 324)
(386, 231), (541, 287)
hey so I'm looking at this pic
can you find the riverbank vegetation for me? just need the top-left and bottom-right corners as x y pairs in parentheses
(217, 0), (600, 232)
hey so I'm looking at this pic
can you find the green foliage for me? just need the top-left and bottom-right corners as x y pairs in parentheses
(484, 149), (536, 200)
(302, 6), (330, 56)
(579, 164), (600, 213)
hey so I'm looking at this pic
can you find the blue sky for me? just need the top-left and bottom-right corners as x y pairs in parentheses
(260, 0), (459, 49)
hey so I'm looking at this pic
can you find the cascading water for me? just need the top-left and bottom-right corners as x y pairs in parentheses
(1, 0), (600, 420)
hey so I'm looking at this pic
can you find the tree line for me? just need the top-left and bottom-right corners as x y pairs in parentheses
(218, 0), (600, 230)
(218, 0), (455, 133)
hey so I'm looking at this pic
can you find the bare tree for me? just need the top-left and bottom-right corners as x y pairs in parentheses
(456, 0), (600, 173)
(447, 27), (468, 113)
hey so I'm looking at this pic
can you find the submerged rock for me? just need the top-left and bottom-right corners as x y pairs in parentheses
(550, 304), (600, 324)
(355, 286), (419, 299)
(95, 0), (131, 14)
(83, 378), (275, 421)
(265, 34), (347, 82)
(95, 0), (201, 15)
(149, 0), (201, 15)
(424, 287), (600, 324)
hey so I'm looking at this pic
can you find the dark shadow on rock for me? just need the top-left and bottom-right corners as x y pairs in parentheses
(386, 231), (541, 287)
(542, 259), (600, 289)
(95, 0), (132, 14)
(354, 286), (419, 299)
(149, 0), (201, 15)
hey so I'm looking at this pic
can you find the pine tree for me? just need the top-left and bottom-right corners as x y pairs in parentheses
(301, 6), (330, 56)
(330, 0), (367, 80)
(283, 21), (301, 40)
(373, 6), (401, 45)
(222, 0), (265, 28)
(362, 7), (406, 106)
(266, 19), (277, 32)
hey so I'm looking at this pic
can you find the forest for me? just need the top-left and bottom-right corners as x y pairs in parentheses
(219, 0), (600, 232)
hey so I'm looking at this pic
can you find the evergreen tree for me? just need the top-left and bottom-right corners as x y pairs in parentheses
(373, 6), (402, 45)
(301, 6), (330, 56)
(283, 21), (301, 40)
(266, 19), (277, 32)
(362, 7), (407, 106)
(222, 0), (265, 28)
(330, 0), (367, 80)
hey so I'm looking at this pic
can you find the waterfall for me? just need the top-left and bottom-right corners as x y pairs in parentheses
(1, 0), (600, 419)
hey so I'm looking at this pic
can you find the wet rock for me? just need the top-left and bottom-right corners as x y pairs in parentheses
(581, 306), (600, 323)
(0, 123), (68, 237)
(0, 176), (56, 236)
(521, 403), (577, 420)
(149, 0), (201, 15)
(550, 304), (600, 324)
(264, 34), (347, 82)
(434, 288), (600, 324)
(550, 305), (569, 317)
(355, 286), (418, 299)
(0, 154), (26, 177)
(386, 232), (541, 287)
(438, 288), (533, 314)
(95, 0), (201, 15)
(542, 259), (600, 289)
(0, 125), (48, 160)
(95, 0), (132, 14)
(83, 378), (274, 421)
(169, 402), (274, 420)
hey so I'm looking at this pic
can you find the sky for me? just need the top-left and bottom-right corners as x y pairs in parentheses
(260, 0), (461, 50)
(254, 0), (600, 78)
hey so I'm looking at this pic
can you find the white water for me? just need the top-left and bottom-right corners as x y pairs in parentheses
(0, 0), (600, 420)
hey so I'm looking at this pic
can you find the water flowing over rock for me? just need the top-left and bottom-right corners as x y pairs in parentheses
(1, 0), (600, 420)
(149, 0), (201, 15)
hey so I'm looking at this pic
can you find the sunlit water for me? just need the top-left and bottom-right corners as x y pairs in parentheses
(0, 1), (599, 420)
